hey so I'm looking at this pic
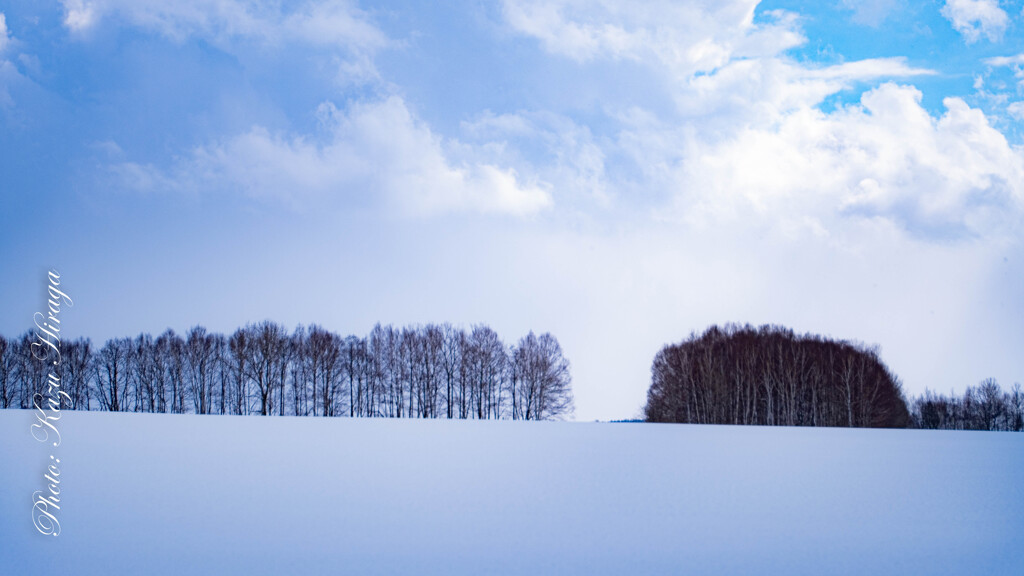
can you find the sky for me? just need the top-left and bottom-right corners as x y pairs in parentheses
(1, 0), (1023, 421)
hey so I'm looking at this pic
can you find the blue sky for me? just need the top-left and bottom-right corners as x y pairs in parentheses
(2, 0), (1023, 420)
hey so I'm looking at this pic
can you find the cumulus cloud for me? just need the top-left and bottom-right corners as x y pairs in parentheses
(59, 0), (386, 52)
(680, 56), (932, 128)
(671, 84), (1024, 238)
(502, 0), (931, 128)
(941, 0), (1009, 43)
(111, 97), (552, 217)
(495, 0), (1023, 242)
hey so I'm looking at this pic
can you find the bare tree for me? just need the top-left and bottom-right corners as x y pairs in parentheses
(511, 332), (573, 420)
(341, 335), (368, 417)
(2, 321), (574, 422)
(227, 328), (251, 415)
(184, 326), (222, 414)
(0, 335), (13, 409)
(440, 324), (464, 419)
(645, 324), (908, 428)
(95, 338), (132, 412)
(243, 321), (289, 416)
(59, 338), (93, 410)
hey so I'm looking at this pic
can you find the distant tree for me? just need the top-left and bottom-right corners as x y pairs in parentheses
(227, 328), (251, 415)
(243, 321), (289, 416)
(95, 338), (132, 412)
(302, 325), (343, 417)
(510, 332), (574, 420)
(910, 379), (1022, 432)
(1009, 383), (1024, 432)
(418, 324), (445, 418)
(645, 324), (909, 428)
(341, 335), (368, 417)
(129, 334), (159, 412)
(440, 324), (463, 419)
(184, 326), (223, 415)
(11, 332), (49, 409)
(466, 325), (507, 420)
(3, 321), (573, 422)
(0, 335), (12, 409)
(60, 338), (93, 410)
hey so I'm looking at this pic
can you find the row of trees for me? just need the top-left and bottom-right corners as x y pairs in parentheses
(0, 322), (574, 421)
(644, 324), (911, 428)
(910, 379), (1024, 431)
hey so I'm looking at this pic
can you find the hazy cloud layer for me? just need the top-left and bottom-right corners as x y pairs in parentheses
(110, 96), (553, 217)
(59, 0), (387, 49)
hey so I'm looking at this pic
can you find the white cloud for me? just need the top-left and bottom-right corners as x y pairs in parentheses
(502, 0), (931, 129)
(61, 0), (98, 33)
(59, 0), (386, 52)
(461, 110), (612, 208)
(501, 0), (801, 76)
(0, 13), (18, 108)
(680, 56), (932, 129)
(0, 13), (10, 54)
(984, 53), (1024, 91)
(984, 54), (1024, 67)
(669, 84), (1024, 238)
(1008, 101), (1024, 120)
(496, 0), (1020, 242)
(941, 0), (1009, 43)
(111, 97), (552, 217)
(841, 0), (901, 27)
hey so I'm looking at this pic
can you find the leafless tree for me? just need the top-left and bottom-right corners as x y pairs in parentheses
(645, 324), (908, 428)
(184, 326), (223, 414)
(511, 332), (574, 420)
(95, 338), (132, 412)
(3, 321), (575, 422)
(0, 335), (13, 409)
(59, 338), (92, 410)
(227, 327), (251, 415)
(243, 321), (289, 416)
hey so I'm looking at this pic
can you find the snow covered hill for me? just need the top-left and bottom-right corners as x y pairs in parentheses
(2, 411), (1022, 575)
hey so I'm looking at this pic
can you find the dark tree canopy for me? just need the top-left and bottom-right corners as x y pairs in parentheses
(644, 324), (910, 428)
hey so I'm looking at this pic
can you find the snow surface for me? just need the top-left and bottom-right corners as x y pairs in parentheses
(1, 411), (1022, 575)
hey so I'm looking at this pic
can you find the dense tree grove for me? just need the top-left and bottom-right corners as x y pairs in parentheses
(645, 324), (912, 428)
(0, 322), (574, 421)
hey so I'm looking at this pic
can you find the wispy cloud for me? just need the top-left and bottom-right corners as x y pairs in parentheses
(501, 0), (802, 74)
(59, 0), (387, 52)
(941, 0), (1009, 44)
(0, 13), (10, 55)
(841, 0), (903, 27)
(985, 53), (1024, 67)
(0, 12), (18, 107)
